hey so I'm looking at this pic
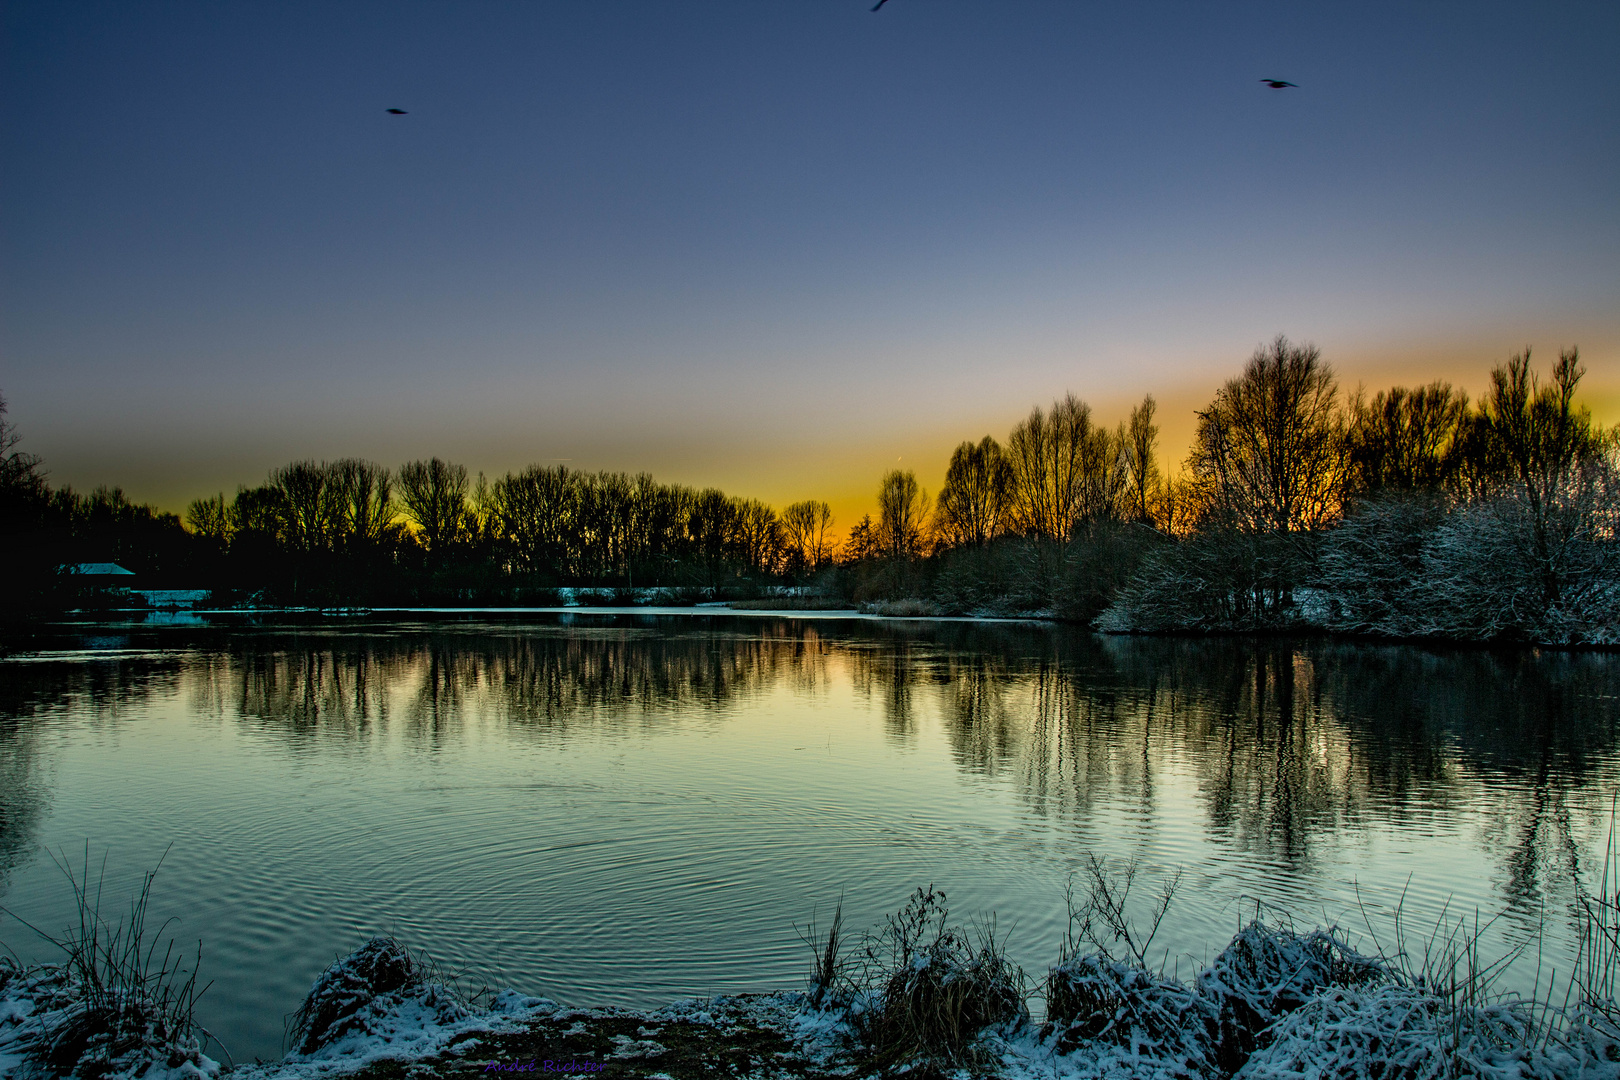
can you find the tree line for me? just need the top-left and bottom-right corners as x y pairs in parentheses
(2, 336), (1614, 642)
(846, 336), (1614, 644)
(0, 398), (843, 608)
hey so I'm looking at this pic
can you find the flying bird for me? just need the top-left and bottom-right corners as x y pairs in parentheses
(871, 0), (889, 10)
(386, 108), (408, 114)
(1260, 79), (1297, 89)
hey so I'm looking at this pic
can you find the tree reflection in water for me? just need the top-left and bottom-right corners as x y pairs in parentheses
(3, 615), (1617, 924)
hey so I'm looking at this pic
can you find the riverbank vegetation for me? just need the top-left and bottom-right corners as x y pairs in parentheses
(5, 857), (1620, 1079)
(3, 338), (1614, 642)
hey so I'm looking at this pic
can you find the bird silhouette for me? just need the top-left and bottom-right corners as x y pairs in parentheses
(871, 0), (889, 10)
(1260, 79), (1297, 89)
(386, 108), (408, 115)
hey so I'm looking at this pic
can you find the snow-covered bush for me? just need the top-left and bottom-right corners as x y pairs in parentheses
(288, 936), (422, 1053)
(1317, 495), (1447, 634)
(1196, 920), (1382, 1073)
(1044, 953), (1216, 1073)
(1235, 982), (1620, 1080)
(0, 957), (220, 1080)
(1412, 480), (1620, 644)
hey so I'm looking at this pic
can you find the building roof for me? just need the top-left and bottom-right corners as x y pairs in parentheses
(67, 563), (136, 576)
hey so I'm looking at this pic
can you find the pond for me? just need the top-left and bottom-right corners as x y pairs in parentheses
(1, 611), (1617, 1063)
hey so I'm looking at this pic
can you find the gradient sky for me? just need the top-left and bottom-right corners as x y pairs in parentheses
(3, 0), (1617, 528)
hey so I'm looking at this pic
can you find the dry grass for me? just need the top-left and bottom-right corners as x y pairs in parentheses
(1575, 799), (1620, 1032)
(849, 886), (1027, 1070)
(0, 844), (220, 1076)
(797, 898), (847, 1009)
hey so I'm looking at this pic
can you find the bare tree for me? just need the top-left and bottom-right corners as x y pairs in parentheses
(0, 391), (48, 511)
(1188, 335), (1346, 534)
(1005, 393), (1121, 540)
(186, 493), (237, 546)
(1122, 395), (1160, 525)
(782, 499), (835, 572)
(331, 459), (394, 548)
(1345, 381), (1469, 496)
(489, 465), (577, 576)
(1006, 396), (1082, 540)
(875, 469), (930, 559)
(935, 436), (1012, 547)
(1416, 347), (1615, 626)
(734, 498), (784, 575)
(269, 461), (341, 552)
(398, 458), (470, 556)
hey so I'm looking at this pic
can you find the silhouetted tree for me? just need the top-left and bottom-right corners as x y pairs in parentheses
(1345, 382), (1469, 496)
(186, 493), (236, 547)
(1007, 395), (1087, 540)
(331, 460), (394, 550)
(0, 392), (46, 511)
(876, 469), (930, 560)
(935, 436), (1012, 547)
(398, 458), (469, 559)
(490, 465), (576, 577)
(733, 498), (783, 576)
(843, 514), (881, 563)
(1188, 335), (1346, 534)
(782, 499), (835, 574)
(1122, 395), (1160, 525)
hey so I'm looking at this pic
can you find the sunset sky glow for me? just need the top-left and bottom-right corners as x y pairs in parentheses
(3, 0), (1616, 528)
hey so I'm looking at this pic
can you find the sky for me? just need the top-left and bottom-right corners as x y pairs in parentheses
(2, 0), (1617, 529)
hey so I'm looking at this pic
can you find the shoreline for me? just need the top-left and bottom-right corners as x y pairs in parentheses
(5, 914), (1619, 1080)
(16, 604), (1620, 653)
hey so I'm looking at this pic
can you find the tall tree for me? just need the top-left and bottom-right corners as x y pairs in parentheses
(270, 461), (341, 552)
(1122, 395), (1160, 525)
(1345, 382), (1469, 496)
(1188, 335), (1346, 534)
(781, 499), (835, 572)
(842, 514), (881, 564)
(1462, 347), (1609, 610)
(935, 436), (1012, 547)
(398, 458), (470, 557)
(331, 460), (394, 548)
(734, 498), (783, 576)
(875, 469), (930, 559)
(489, 465), (577, 576)
(186, 493), (236, 546)
(1005, 394), (1120, 540)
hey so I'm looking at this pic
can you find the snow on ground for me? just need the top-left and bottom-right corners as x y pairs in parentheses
(9, 926), (1620, 1079)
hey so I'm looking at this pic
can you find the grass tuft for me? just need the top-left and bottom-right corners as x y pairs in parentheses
(797, 897), (847, 1009)
(0, 843), (221, 1077)
(848, 885), (1027, 1071)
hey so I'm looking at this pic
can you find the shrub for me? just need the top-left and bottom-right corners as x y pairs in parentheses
(1045, 953), (1216, 1071)
(1196, 920), (1381, 1073)
(851, 886), (1027, 1070)
(1236, 983), (1555, 1080)
(288, 937), (419, 1053)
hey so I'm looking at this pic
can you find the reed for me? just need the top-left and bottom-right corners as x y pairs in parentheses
(1, 844), (221, 1075)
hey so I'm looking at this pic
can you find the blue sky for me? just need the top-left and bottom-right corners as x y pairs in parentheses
(3, 0), (1616, 523)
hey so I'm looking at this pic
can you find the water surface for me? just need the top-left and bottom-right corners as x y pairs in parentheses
(2, 612), (1617, 1062)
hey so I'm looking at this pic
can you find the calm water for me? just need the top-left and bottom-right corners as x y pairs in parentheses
(2, 612), (1618, 1062)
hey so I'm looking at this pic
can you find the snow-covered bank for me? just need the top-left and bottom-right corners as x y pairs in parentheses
(8, 921), (1620, 1080)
